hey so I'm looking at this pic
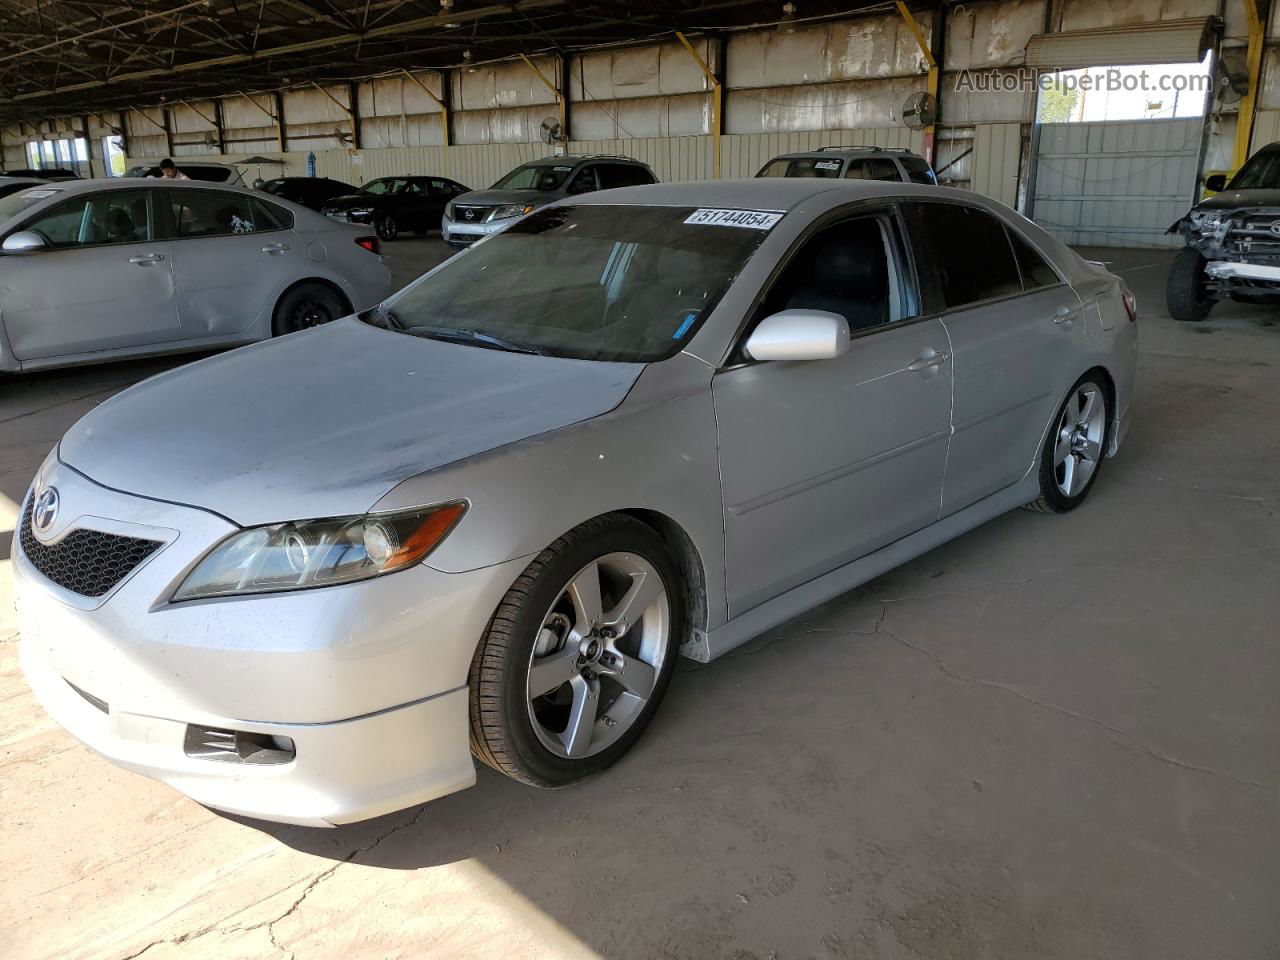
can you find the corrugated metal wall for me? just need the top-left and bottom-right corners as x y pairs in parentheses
(972, 123), (1022, 208)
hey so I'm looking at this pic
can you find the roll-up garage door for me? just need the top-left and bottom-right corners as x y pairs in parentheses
(1025, 17), (1214, 69)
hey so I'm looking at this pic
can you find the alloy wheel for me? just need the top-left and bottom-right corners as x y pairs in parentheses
(525, 552), (669, 760)
(1053, 382), (1106, 498)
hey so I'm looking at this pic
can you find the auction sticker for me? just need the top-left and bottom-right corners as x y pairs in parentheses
(684, 208), (783, 230)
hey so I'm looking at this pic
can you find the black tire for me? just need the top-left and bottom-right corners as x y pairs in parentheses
(1025, 373), (1113, 514)
(1166, 248), (1214, 322)
(375, 214), (398, 242)
(469, 514), (683, 787)
(271, 283), (349, 336)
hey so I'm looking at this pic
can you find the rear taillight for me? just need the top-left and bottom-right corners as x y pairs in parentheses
(1122, 288), (1138, 322)
(355, 235), (381, 255)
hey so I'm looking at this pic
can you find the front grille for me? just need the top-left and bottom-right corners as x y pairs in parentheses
(1227, 215), (1280, 258)
(452, 204), (494, 224)
(19, 499), (163, 598)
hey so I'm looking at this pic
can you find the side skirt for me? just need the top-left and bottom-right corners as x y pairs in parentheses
(683, 472), (1040, 663)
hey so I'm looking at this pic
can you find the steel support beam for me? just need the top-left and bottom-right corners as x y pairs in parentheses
(676, 31), (721, 177)
(402, 68), (450, 171)
(1235, 0), (1266, 167)
(895, 0), (939, 164)
(519, 52), (566, 142)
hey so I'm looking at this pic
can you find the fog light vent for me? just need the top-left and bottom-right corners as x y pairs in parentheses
(183, 725), (296, 765)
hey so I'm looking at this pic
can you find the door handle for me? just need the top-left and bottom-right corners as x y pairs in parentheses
(908, 348), (950, 374)
(128, 253), (165, 265)
(262, 242), (290, 254)
(1053, 305), (1080, 327)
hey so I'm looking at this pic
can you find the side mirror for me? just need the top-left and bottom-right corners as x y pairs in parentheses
(2, 231), (47, 253)
(743, 309), (850, 362)
(1204, 173), (1228, 192)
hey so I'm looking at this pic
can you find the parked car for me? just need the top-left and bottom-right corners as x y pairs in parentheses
(257, 176), (356, 211)
(442, 154), (657, 247)
(2, 167), (81, 180)
(0, 179), (390, 372)
(1167, 140), (1280, 321)
(757, 146), (937, 184)
(127, 161), (245, 185)
(321, 176), (469, 241)
(16, 180), (1136, 826)
(0, 177), (47, 199)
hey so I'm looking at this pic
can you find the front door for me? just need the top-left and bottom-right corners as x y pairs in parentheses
(713, 208), (954, 618)
(1, 189), (179, 361)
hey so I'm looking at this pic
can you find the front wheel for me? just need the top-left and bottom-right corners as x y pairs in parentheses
(1025, 374), (1112, 514)
(469, 515), (682, 787)
(375, 214), (399, 242)
(1166, 248), (1214, 322)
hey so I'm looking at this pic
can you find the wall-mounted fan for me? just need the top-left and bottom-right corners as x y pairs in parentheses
(539, 116), (565, 144)
(901, 91), (938, 128)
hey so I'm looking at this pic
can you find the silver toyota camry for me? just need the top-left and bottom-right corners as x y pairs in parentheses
(16, 180), (1137, 826)
(0, 179), (391, 372)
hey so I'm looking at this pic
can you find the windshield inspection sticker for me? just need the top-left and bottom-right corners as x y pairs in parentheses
(684, 208), (783, 230)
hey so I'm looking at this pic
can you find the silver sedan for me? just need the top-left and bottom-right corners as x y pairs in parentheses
(0, 178), (391, 372)
(15, 179), (1137, 825)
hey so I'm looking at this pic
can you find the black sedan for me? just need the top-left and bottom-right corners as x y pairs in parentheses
(257, 176), (355, 211)
(321, 175), (469, 241)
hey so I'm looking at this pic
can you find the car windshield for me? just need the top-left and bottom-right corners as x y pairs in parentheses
(0, 186), (62, 221)
(365, 204), (775, 362)
(1229, 151), (1280, 190)
(492, 163), (574, 191)
(758, 157), (844, 178)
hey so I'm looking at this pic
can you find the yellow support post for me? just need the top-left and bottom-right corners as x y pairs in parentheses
(1235, 0), (1265, 167)
(895, 1), (939, 163)
(519, 53), (566, 142)
(402, 69), (450, 174)
(670, 31), (721, 177)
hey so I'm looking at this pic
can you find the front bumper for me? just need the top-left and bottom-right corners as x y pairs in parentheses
(441, 214), (511, 246)
(14, 453), (527, 825)
(1205, 260), (1280, 283)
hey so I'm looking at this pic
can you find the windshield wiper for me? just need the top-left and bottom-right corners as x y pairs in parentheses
(407, 325), (547, 355)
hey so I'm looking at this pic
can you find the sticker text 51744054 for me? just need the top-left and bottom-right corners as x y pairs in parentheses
(683, 208), (783, 230)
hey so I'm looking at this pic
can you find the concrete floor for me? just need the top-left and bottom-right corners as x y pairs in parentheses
(1, 242), (1277, 960)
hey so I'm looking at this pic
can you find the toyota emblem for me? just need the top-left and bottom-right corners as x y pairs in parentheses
(33, 486), (59, 532)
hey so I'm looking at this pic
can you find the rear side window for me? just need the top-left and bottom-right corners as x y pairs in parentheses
(1008, 231), (1059, 289)
(757, 157), (843, 178)
(845, 158), (901, 181)
(170, 190), (287, 237)
(900, 157), (936, 185)
(252, 198), (292, 230)
(913, 203), (1022, 308)
(596, 164), (655, 189)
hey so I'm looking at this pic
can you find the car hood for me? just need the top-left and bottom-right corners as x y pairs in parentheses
(59, 319), (643, 526)
(1194, 188), (1280, 211)
(454, 188), (556, 207)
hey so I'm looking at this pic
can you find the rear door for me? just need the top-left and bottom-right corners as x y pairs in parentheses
(844, 158), (902, 181)
(712, 205), (953, 616)
(165, 188), (298, 338)
(0, 188), (180, 360)
(904, 200), (1082, 514)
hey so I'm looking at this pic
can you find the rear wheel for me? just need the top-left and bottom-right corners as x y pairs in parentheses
(375, 214), (399, 242)
(271, 283), (348, 336)
(1166, 248), (1214, 322)
(1026, 374), (1112, 514)
(469, 515), (682, 787)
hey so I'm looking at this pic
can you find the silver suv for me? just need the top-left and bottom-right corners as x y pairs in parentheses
(757, 146), (937, 184)
(442, 155), (656, 247)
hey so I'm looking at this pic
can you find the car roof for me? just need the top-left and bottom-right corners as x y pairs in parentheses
(524, 155), (645, 166)
(567, 177), (945, 211)
(10, 177), (268, 199)
(769, 148), (922, 161)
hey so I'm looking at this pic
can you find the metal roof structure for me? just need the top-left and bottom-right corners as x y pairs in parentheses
(0, 0), (880, 125)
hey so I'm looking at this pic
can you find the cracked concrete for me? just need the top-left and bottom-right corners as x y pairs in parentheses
(1, 244), (1279, 960)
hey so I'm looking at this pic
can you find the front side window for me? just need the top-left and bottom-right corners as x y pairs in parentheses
(912, 203), (1022, 308)
(565, 166), (599, 194)
(758, 157), (843, 178)
(492, 164), (573, 191)
(365, 204), (772, 362)
(845, 159), (901, 181)
(757, 216), (896, 335)
(22, 190), (153, 248)
(361, 178), (404, 196)
(170, 190), (260, 238)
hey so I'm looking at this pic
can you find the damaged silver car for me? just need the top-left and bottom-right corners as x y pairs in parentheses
(1167, 141), (1280, 321)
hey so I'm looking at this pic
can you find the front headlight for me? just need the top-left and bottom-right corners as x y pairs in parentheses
(1189, 210), (1223, 233)
(492, 202), (536, 221)
(173, 502), (466, 601)
(444, 201), (456, 219)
